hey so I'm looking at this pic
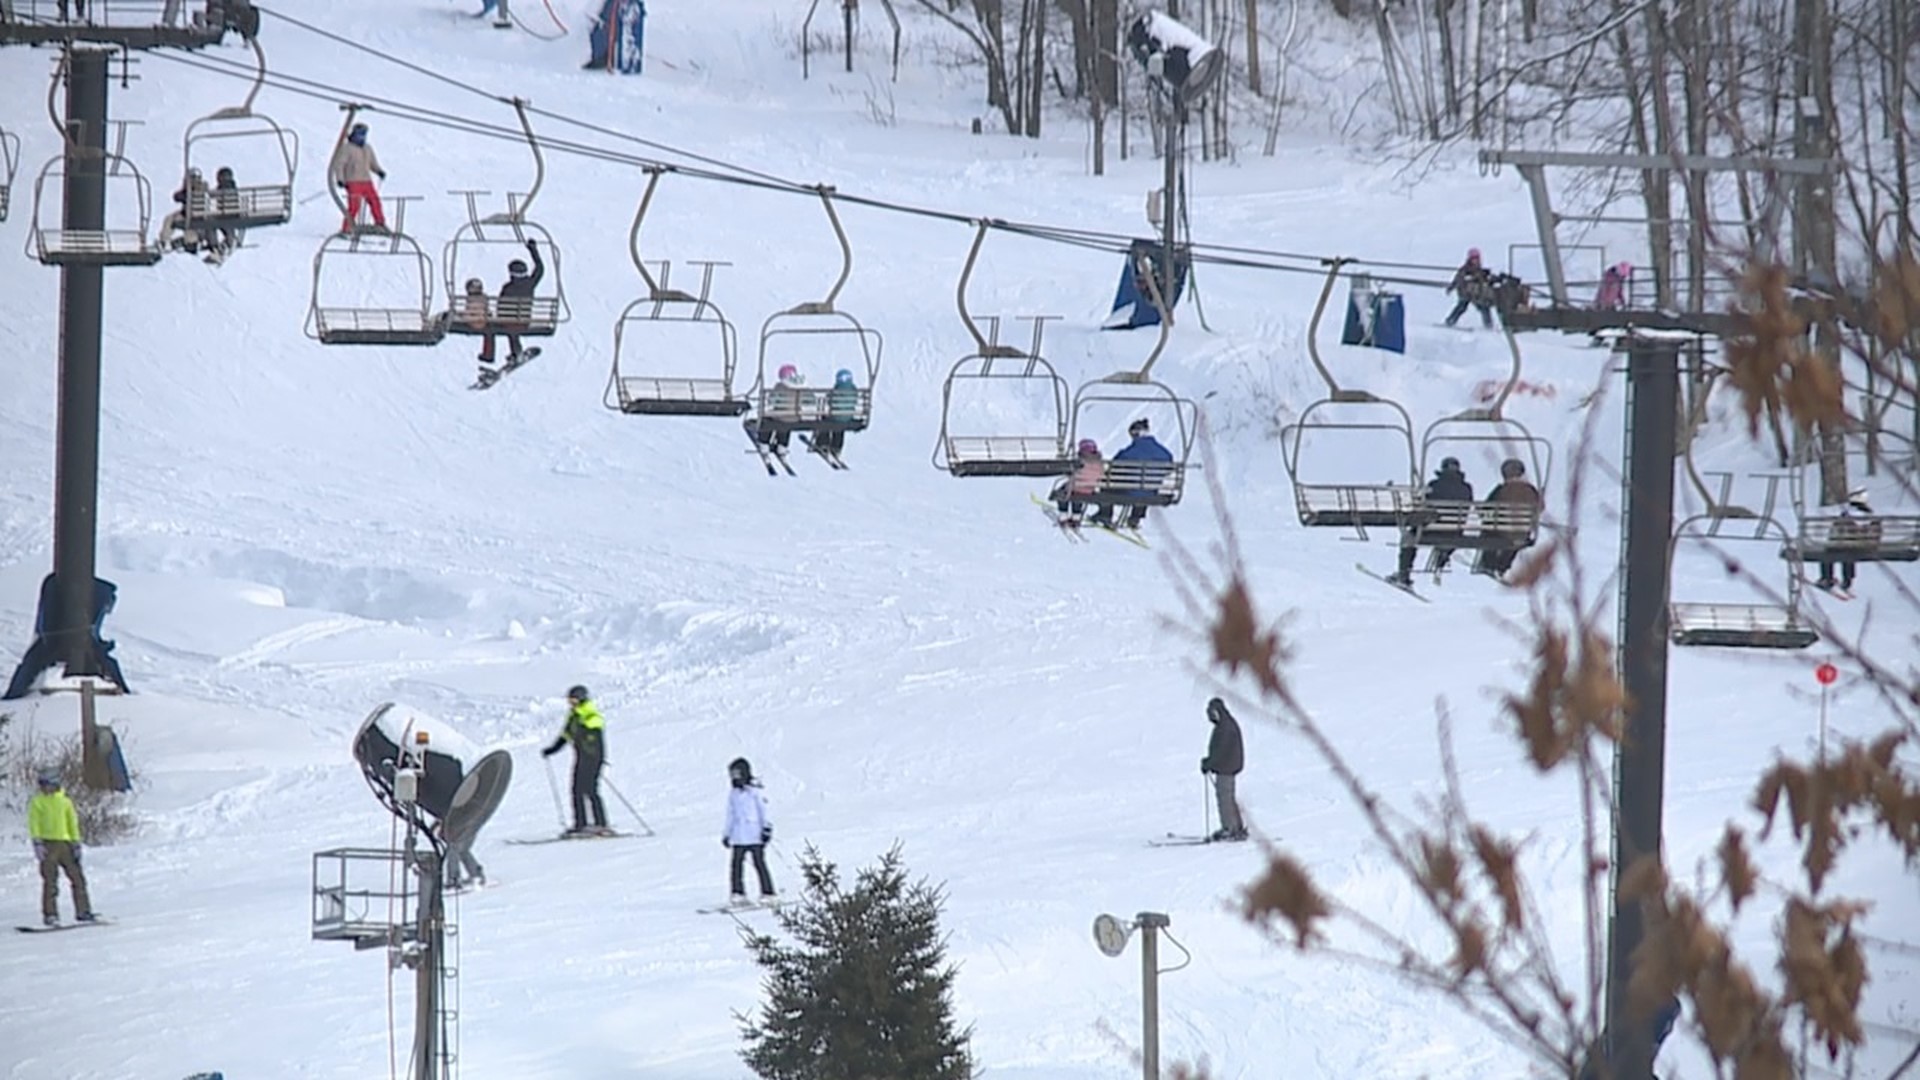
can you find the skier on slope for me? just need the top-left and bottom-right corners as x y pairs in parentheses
(1444, 248), (1496, 328)
(541, 685), (611, 837)
(723, 757), (777, 905)
(29, 768), (96, 926)
(1389, 456), (1474, 587)
(1200, 698), (1247, 842)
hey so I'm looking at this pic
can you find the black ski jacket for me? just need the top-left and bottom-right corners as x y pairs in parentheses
(1203, 709), (1244, 775)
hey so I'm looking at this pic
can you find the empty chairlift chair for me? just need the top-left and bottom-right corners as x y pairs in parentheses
(748, 185), (883, 467)
(1668, 464), (1819, 650)
(304, 196), (447, 346)
(1281, 259), (1419, 537)
(932, 222), (1073, 478)
(603, 167), (751, 417)
(26, 152), (164, 267)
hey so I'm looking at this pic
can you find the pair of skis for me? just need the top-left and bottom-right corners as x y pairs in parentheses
(469, 346), (543, 391)
(746, 433), (849, 476)
(1030, 494), (1149, 548)
(504, 829), (636, 846)
(798, 435), (850, 470)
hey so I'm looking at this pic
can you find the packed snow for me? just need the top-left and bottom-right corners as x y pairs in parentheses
(1, 2), (1915, 1078)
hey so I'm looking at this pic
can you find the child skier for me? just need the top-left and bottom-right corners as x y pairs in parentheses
(1050, 439), (1105, 526)
(723, 757), (776, 905)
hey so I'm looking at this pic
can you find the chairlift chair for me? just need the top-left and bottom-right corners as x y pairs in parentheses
(0, 126), (20, 222)
(1280, 259), (1419, 537)
(1067, 376), (1201, 510)
(304, 196), (447, 346)
(25, 153), (163, 267)
(1393, 328), (1553, 564)
(932, 221), (1073, 478)
(439, 100), (570, 340)
(1667, 447), (1819, 648)
(603, 169), (750, 417)
(1785, 436), (1920, 568)
(179, 36), (298, 235)
(749, 186), (884, 456)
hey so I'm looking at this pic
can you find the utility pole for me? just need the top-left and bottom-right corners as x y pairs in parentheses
(51, 47), (113, 684)
(1793, 0), (1846, 503)
(1603, 337), (1680, 1080)
(1160, 100), (1183, 317)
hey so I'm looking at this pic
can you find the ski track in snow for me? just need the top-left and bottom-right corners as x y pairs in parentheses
(2, 2), (1919, 1077)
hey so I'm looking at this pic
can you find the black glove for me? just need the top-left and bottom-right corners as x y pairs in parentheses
(721, 837), (731, 848)
(525, 239), (539, 254)
(541, 744), (560, 758)
(72, 845), (83, 865)
(1199, 757), (1210, 774)
(760, 826), (772, 844)
(375, 169), (388, 181)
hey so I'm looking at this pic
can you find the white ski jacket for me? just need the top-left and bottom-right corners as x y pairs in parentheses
(724, 785), (771, 847)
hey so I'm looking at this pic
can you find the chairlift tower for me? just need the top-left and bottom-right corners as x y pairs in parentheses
(2, 4), (250, 700)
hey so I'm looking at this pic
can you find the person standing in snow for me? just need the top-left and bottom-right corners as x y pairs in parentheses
(30, 768), (96, 926)
(541, 685), (610, 836)
(1200, 698), (1247, 842)
(1444, 248), (1495, 328)
(723, 757), (777, 904)
(328, 122), (388, 235)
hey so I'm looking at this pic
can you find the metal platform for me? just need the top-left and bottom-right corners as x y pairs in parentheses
(312, 847), (422, 950)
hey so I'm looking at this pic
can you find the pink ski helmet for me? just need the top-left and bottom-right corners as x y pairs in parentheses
(1467, 247), (1482, 262)
(776, 364), (801, 384)
(1077, 438), (1099, 457)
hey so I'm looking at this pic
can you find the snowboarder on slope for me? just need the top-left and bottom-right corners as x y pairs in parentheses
(328, 122), (388, 234)
(29, 768), (96, 926)
(1094, 417), (1175, 529)
(541, 685), (610, 836)
(723, 757), (777, 904)
(1201, 698), (1247, 842)
(1389, 457), (1474, 587)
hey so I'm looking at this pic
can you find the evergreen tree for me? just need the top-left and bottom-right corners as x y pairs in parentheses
(737, 843), (974, 1080)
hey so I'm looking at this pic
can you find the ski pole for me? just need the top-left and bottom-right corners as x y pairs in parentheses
(602, 775), (656, 836)
(541, 755), (568, 829)
(1203, 774), (1214, 839)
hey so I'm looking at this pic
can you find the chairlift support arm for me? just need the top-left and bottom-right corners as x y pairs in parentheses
(628, 167), (688, 301)
(956, 221), (1023, 358)
(787, 185), (852, 315)
(1305, 258), (1352, 398)
(509, 97), (544, 219)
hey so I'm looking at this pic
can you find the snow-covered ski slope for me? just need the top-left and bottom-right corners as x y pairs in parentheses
(2, 3), (1916, 1077)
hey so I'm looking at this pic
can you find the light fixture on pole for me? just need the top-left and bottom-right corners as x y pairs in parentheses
(1094, 910), (1179, 1079)
(313, 703), (513, 1080)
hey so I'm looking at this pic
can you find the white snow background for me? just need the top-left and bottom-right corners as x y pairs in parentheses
(1, 1), (1916, 1077)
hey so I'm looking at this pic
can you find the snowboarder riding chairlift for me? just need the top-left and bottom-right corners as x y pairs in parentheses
(1201, 698), (1247, 842)
(30, 768), (96, 926)
(541, 685), (611, 836)
(475, 239), (545, 378)
(723, 757), (777, 904)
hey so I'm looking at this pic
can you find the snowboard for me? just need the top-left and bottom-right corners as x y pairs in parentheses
(18, 918), (110, 933)
(470, 346), (542, 391)
(504, 830), (634, 846)
(1355, 562), (1431, 602)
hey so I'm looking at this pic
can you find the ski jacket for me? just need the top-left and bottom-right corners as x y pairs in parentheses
(546, 700), (606, 758)
(1487, 479), (1541, 509)
(211, 175), (240, 216)
(724, 784), (771, 847)
(827, 382), (860, 419)
(28, 789), (82, 843)
(1426, 472), (1474, 503)
(1068, 458), (1104, 497)
(498, 245), (546, 308)
(1114, 434), (1174, 464)
(460, 287), (490, 330)
(328, 141), (385, 186)
(1831, 501), (1882, 547)
(1203, 710), (1244, 776)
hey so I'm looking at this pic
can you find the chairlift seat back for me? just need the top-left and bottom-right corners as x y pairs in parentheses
(1791, 514), (1920, 563)
(186, 185), (292, 230)
(1669, 603), (1818, 650)
(614, 377), (751, 417)
(944, 436), (1075, 479)
(755, 386), (871, 434)
(444, 295), (562, 338)
(1395, 494), (1542, 550)
(1087, 460), (1184, 507)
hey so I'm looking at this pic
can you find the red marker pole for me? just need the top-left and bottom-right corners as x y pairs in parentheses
(1815, 662), (1839, 759)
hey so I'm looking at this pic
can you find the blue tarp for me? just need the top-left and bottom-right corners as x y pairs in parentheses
(1341, 282), (1406, 354)
(4, 574), (129, 700)
(1104, 239), (1189, 330)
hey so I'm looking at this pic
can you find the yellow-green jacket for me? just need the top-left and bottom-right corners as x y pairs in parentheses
(545, 701), (606, 757)
(29, 789), (83, 843)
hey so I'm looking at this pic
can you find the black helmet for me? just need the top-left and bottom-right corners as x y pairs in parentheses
(567, 684), (590, 703)
(1439, 456), (1462, 474)
(728, 757), (754, 785)
(1500, 458), (1526, 479)
(508, 259), (529, 275)
(1206, 697), (1229, 722)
